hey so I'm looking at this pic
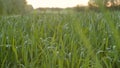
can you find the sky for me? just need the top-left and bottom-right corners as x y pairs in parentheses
(26, 0), (89, 9)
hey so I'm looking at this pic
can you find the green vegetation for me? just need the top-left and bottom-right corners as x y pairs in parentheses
(0, 0), (33, 15)
(0, 11), (120, 68)
(89, 0), (120, 8)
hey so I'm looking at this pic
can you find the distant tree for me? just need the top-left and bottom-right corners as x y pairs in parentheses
(88, 1), (100, 12)
(106, 0), (120, 10)
(89, 0), (108, 8)
(89, 0), (120, 9)
(0, 0), (29, 15)
(25, 5), (33, 12)
(0, 0), (3, 15)
(73, 5), (88, 12)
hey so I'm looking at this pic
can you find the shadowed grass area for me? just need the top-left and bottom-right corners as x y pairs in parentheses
(0, 11), (120, 68)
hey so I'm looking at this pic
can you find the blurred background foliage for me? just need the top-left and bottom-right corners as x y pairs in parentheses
(1, 0), (120, 15)
(88, 0), (120, 8)
(0, 0), (33, 15)
(74, 0), (120, 12)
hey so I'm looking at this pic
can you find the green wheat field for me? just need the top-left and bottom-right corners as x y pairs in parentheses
(0, 11), (120, 68)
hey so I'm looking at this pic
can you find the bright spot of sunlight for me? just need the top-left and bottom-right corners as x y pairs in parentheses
(26, 0), (89, 9)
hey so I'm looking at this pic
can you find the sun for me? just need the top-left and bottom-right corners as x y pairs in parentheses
(26, 0), (89, 9)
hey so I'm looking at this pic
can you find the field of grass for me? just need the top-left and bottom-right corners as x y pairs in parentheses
(0, 11), (120, 68)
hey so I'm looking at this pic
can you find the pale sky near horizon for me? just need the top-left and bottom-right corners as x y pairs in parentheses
(26, 0), (89, 9)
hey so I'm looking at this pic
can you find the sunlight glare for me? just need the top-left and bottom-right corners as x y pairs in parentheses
(26, 0), (89, 9)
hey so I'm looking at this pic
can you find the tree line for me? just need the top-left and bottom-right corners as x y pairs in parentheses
(73, 0), (120, 12)
(88, 0), (120, 9)
(0, 0), (33, 15)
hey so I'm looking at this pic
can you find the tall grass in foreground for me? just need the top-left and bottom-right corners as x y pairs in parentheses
(0, 11), (120, 68)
